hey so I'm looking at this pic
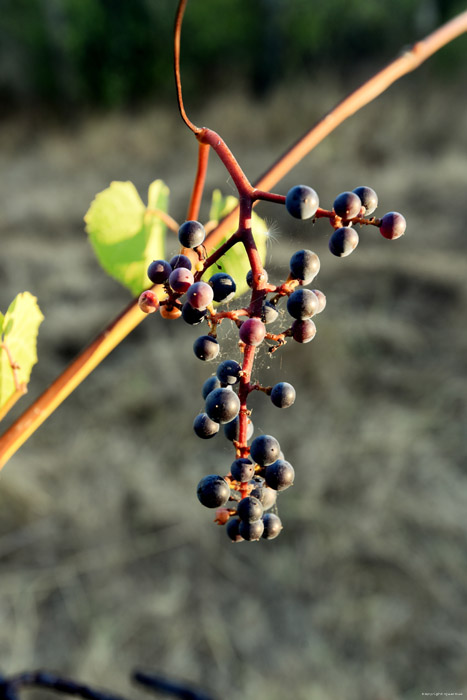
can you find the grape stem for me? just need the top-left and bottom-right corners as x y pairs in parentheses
(1, 7), (467, 470)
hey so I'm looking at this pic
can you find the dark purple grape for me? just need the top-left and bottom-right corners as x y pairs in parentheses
(230, 457), (255, 482)
(217, 359), (242, 385)
(202, 376), (221, 399)
(239, 519), (264, 541)
(287, 288), (319, 320)
(226, 518), (243, 542)
(205, 387), (240, 424)
(270, 382), (296, 408)
(186, 281), (214, 310)
(147, 259), (172, 284)
(311, 289), (326, 314)
(193, 413), (219, 439)
(239, 318), (266, 346)
(193, 335), (220, 361)
(262, 301), (278, 325)
(246, 268), (269, 289)
(237, 496), (263, 523)
(209, 272), (236, 302)
(250, 435), (281, 467)
(289, 249), (320, 284)
(264, 459), (295, 491)
(197, 474), (230, 508)
(333, 191), (362, 219)
(329, 227), (359, 257)
(262, 513), (283, 540)
(178, 220), (206, 248)
(352, 186), (378, 215)
(182, 302), (206, 325)
(291, 319), (316, 343)
(169, 267), (194, 293)
(285, 185), (319, 219)
(250, 484), (277, 510)
(224, 415), (254, 442)
(169, 254), (192, 271)
(379, 212), (406, 240)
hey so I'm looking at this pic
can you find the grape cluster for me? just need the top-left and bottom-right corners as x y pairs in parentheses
(138, 184), (405, 542)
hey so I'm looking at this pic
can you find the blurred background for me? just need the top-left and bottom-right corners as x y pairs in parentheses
(1, 1), (467, 699)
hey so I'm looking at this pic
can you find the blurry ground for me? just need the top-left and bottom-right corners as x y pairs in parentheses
(1, 73), (467, 700)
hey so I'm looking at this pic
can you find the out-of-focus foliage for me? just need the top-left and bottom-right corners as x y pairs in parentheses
(0, 0), (466, 110)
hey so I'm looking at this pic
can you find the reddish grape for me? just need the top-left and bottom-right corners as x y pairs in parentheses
(138, 290), (159, 314)
(291, 319), (316, 343)
(311, 289), (327, 314)
(186, 281), (214, 310)
(169, 267), (194, 293)
(379, 212), (406, 240)
(239, 318), (266, 346)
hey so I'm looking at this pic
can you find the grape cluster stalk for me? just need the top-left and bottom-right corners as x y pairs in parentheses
(139, 180), (406, 541)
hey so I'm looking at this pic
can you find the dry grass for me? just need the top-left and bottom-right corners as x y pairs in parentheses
(1, 75), (467, 700)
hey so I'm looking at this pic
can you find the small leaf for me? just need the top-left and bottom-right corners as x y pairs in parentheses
(203, 189), (268, 299)
(84, 179), (170, 296)
(0, 292), (44, 410)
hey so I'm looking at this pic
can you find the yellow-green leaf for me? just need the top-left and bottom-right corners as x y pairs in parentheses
(203, 190), (268, 299)
(0, 292), (44, 410)
(84, 179), (169, 296)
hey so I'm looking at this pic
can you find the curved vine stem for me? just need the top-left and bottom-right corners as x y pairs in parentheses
(1, 9), (467, 471)
(174, 0), (201, 135)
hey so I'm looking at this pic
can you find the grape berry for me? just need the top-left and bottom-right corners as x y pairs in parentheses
(140, 182), (405, 542)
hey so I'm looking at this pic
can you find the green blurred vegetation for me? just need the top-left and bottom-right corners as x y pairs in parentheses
(1, 0), (466, 110)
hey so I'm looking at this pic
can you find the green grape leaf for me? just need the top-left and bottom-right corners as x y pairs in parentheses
(203, 189), (268, 299)
(84, 179), (169, 296)
(0, 292), (44, 411)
